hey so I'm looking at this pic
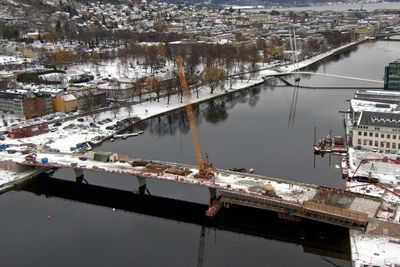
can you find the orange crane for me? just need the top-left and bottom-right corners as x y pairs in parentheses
(176, 58), (213, 179)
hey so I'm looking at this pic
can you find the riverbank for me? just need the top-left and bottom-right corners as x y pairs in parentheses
(1, 37), (374, 152)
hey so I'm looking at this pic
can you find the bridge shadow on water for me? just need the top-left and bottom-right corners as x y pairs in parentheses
(21, 175), (351, 262)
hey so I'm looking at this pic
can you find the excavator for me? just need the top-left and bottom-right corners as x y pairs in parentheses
(176, 58), (214, 179)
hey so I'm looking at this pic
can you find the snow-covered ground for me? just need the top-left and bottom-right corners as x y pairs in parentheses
(0, 38), (373, 186)
(348, 148), (400, 186)
(0, 55), (32, 65)
(0, 169), (18, 187)
(351, 231), (400, 267)
(345, 94), (400, 267)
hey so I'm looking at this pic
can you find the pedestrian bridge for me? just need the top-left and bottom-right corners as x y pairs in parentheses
(1, 151), (384, 231)
(267, 70), (384, 84)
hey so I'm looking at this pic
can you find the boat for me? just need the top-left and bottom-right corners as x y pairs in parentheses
(313, 135), (348, 155)
(89, 136), (104, 145)
(113, 131), (142, 139)
(229, 167), (254, 174)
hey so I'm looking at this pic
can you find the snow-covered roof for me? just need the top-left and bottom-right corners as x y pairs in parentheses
(359, 111), (400, 128)
(59, 94), (77, 102)
(351, 99), (399, 114)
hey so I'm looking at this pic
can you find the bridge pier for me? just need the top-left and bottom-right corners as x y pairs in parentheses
(278, 212), (302, 222)
(137, 177), (147, 195)
(74, 169), (84, 183)
(209, 188), (217, 204)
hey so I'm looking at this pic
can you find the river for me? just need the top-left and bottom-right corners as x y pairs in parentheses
(0, 40), (399, 267)
(244, 1), (400, 12)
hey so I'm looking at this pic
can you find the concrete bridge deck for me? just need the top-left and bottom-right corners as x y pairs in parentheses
(0, 151), (383, 231)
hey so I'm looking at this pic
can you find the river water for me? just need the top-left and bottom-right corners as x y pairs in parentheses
(1, 40), (399, 267)
(245, 1), (400, 12)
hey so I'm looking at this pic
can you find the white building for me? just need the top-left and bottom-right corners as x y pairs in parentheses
(352, 111), (400, 153)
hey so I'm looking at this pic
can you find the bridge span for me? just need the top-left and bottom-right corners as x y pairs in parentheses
(0, 151), (383, 231)
(268, 71), (384, 84)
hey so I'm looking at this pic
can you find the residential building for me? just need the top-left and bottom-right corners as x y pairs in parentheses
(8, 122), (49, 139)
(352, 111), (400, 152)
(0, 73), (15, 90)
(97, 80), (133, 100)
(0, 90), (53, 119)
(53, 94), (78, 113)
(71, 88), (107, 111)
(384, 59), (400, 91)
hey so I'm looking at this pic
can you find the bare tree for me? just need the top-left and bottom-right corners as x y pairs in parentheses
(111, 81), (121, 118)
(146, 75), (160, 102)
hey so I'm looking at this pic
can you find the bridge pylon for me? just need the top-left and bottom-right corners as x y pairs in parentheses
(74, 169), (84, 183)
(137, 176), (147, 195)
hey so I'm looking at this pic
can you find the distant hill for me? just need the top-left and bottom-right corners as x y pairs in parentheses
(164, 0), (346, 5)
(0, 0), (79, 32)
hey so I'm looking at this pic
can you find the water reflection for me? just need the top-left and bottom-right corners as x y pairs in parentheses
(138, 92), (263, 137)
(303, 46), (359, 73)
(203, 100), (229, 124)
(23, 175), (351, 262)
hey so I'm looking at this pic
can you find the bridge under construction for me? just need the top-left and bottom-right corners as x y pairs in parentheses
(0, 150), (384, 232)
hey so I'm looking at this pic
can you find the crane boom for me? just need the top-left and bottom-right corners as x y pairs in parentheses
(352, 157), (400, 179)
(176, 58), (210, 177)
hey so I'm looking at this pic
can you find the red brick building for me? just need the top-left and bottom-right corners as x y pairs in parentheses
(8, 122), (49, 139)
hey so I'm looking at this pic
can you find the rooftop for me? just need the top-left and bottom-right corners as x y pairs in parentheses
(359, 111), (400, 128)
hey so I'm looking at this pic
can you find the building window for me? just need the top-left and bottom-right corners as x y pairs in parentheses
(375, 141), (378, 147)
(387, 134), (391, 139)
(393, 143), (397, 149)
(363, 140), (368, 145)
(369, 132), (373, 137)
(375, 133), (379, 138)
(364, 132), (368, 136)
(387, 142), (390, 148)
(369, 140), (373, 146)
(358, 131), (362, 136)
(381, 134), (384, 138)
(394, 135), (397, 140)
(381, 141), (385, 147)
(358, 139), (362, 145)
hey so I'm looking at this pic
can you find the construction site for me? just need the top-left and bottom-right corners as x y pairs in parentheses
(1, 58), (400, 267)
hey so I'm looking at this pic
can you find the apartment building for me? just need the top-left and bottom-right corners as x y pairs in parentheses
(352, 111), (400, 152)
